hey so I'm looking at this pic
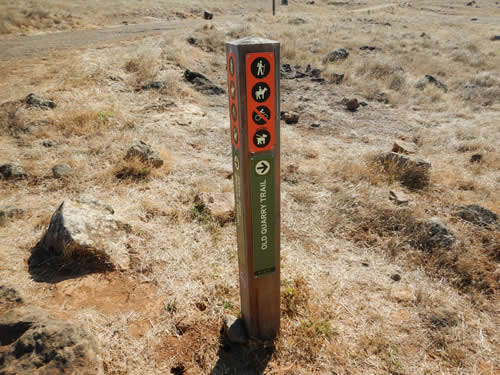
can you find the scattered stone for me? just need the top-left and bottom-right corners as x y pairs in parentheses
(0, 206), (24, 226)
(281, 64), (292, 73)
(0, 307), (104, 375)
(415, 75), (448, 92)
(281, 111), (300, 124)
(342, 98), (360, 111)
(470, 154), (483, 163)
(375, 92), (390, 104)
(326, 48), (349, 62)
(311, 77), (325, 83)
(360, 45), (379, 51)
(361, 262), (369, 267)
(471, 18), (478, 21)
(125, 141), (164, 168)
(455, 204), (497, 227)
(203, 11), (213, 20)
(42, 140), (53, 147)
(389, 190), (410, 206)
(52, 163), (72, 179)
(184, 69), (225, 95)
(295, 71), (307, 79)
(331, 72), (344, 84)
(379, 152), (431, 189)
(426, 308), (458, 329)
(466, 1), (475, 5)
(391, 274), (401, 282)
(187, 37), (196, 45)
(310, 68), (321, 78)
(194, 192), (235, 225)
(0, 164), (27, 179)
(0, 285), (23, 314)
(25, 93), (56, 109)
(36, 198), (130, 270)
(290, 17), (306, 25)
(392, 140), (418, 154)
(142, 81), (165, 90)
(491, 35), (500, 41)
(418, 218), (456, 251)
(379, 152), (431, 171)
(223, 314), (248, 344)
(310, 121), (321, 128)
(306, 0), (315, 3)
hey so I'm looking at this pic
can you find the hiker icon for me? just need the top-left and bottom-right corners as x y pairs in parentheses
(251, 57), (270, 79)
(252, 83), (270, 103)
(253, 129), (271, 148)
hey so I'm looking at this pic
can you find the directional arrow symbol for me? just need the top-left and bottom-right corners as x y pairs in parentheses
(255, 160), (271, 176)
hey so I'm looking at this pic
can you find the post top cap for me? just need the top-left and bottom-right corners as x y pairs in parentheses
(227, 37), (279, 46)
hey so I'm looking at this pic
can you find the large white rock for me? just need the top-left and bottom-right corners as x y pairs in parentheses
(40, 198), (130, 269)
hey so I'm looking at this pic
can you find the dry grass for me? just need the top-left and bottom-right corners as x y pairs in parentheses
(0, 0), (499, 374)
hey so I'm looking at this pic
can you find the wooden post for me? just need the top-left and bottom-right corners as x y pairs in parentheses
(273, 0), (276, 16)
(226, 38), (280, 340)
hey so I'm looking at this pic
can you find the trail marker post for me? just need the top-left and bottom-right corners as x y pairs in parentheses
(226, 38), (280, 340)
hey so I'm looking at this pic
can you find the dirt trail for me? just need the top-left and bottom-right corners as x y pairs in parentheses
(0, 20), (201, 61)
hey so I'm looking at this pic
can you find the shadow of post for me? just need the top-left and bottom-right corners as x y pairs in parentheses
(210, 327), (275, 375)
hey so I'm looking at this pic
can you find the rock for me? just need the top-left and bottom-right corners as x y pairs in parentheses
(379, 152), (431, 189)
(203, 11), (213, 20)
(0, 285), (23, 315)
(37, 198), (130, 270)
(375, 92), (390, 104)
(295, 71), (307, 79)
(470, 154), (482, 163)
(281, 64), (293, 73)
(290, 17), (306, 25)
(194, 193), (235, 225)
(223, 314), (248, 344)
(25, 93), (56, 109)
(142, 81), (165, 90)
(342, 98), (359, 111)
(42, 140), (53, 147)
(416, 75), (448, 92)
(310, 68), (321, 78)
(391, 286), (414, 304)
(455, 204), (497, 227)
(466, 1), (475, 5)
(125, 141), (164, 168)
(331, 72), (344, 84)
(389, 190), (409, 205)
(391, 274), (401, 282)
(392, 140), (418, 154)
(281, 111), (300, 124)
(52, 163), (72, 179)
(359, 101), (368, 107)
(310, 121), (321, 128)
(0, 307), (104, 375)
(187, 37), (196, 45)
(418, 218), (456, 250)
(360, 45), (379, 51)
(379, 152), (431, 171)
(307, 0), (315, 3)
(491, 35), (500, 41)
(0, 164), (26, 179)
(326, 48), (349, 62)
(0, 206), (24, 226)
(426, 308), (458, 329)
(184, 69), (225, 95)
(311, 77), (325, 83)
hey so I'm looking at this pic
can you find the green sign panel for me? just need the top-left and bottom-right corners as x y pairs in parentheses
(232, 149), (246, 271)
(250, 154), (276, 278)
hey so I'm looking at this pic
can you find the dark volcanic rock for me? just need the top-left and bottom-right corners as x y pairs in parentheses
(281, 111), (300, 124)
(0, 206), (24, 226)
(326, 48), (349, 62)
(0, 307), (104, 375)
(0, 164), (26, 179)
(184, 69), (224, 95)
(417, 218), (456, 251)
(142, 81), (165, 90)
(25, 93), (56, 109)
(470, 154), (482, 163)
(125, 141), (164, 168)
(52, 163), (72, 179)
(416, 75), (448, 92)
(203, 11), (213, 20)
(456, 204), (497, 227)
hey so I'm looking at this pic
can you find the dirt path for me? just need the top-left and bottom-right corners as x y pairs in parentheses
(0, 20), (201, 61)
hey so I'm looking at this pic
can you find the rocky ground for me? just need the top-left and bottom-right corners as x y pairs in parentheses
(0, 0), (499, 374)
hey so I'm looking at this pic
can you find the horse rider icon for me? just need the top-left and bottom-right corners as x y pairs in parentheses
(255, 85), (268, 100)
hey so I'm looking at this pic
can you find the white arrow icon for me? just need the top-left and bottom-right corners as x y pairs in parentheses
(255, 160), (270, 176)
